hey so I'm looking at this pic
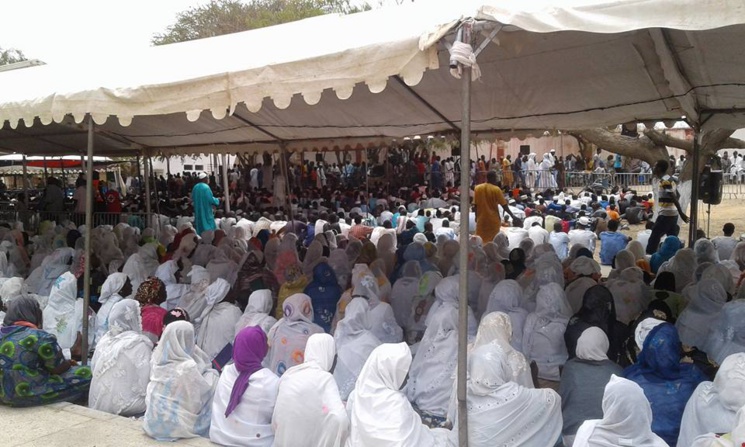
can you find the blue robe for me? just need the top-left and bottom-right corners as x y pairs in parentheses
(624, 323), (706, 446)
(304, 262), (342, 333)
(191, 182), (219, 235)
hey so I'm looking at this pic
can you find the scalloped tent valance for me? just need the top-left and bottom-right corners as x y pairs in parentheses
(2, 0), (745, 156)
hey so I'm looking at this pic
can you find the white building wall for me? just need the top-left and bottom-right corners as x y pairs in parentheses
(149, 154), (237, 178)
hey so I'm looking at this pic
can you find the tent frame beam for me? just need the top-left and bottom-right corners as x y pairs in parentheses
(231, 112), (285, 143)
(393, 76), (461, 132)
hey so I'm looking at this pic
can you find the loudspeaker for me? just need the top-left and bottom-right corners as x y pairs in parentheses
(702, 170), (723, 205)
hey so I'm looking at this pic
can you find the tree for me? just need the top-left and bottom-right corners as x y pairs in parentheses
(152, 0), (369, 45)
(570, 126), (745, 214)
(0, 47), (26, 66)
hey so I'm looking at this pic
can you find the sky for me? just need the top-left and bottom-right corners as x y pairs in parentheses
(0, 0), (403, 65)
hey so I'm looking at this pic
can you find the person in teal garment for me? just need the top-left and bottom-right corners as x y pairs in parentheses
(192, 172), (220, 235)
(0, 296), (92, 407)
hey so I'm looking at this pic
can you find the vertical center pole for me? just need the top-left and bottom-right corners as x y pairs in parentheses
(688, 132), (700, 246)
(81, 116), (95, 365)
(222, 152), (231, 214)
(144, 152), (151, 223)
(457, 52), (472, 447)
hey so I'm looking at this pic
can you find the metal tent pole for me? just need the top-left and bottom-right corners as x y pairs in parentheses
(81, 116), (95, 366)
(688, 133), (701, 246)
(280, 146), (295, 231)
(22, 155), (28, 209)
(457, 59), (472, 447)
(144, 152), (151, 223)
(222, 153), (231, 214)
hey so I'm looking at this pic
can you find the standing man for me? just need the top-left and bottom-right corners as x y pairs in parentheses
(474, 170), (516, 242)
(192, 172), (220, 235)
(646, 159), (689, 254)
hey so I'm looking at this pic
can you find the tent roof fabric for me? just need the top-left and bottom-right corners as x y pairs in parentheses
(1, 0), (745, 156)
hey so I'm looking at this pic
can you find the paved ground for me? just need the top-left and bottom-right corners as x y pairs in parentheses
(0, 402), (214, 447)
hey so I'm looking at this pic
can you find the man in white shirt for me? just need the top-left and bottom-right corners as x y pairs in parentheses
(504, 218), (529, 249)
(434, 219), (456, 240)
(528, 221), (550, 246)
(568, 216), (598, 253)
(712, 222), (738, 261)
(549, 222), (570, 260)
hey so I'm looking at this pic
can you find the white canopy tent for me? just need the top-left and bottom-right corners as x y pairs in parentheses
(1, 0), (745, 157)
(2, 1), (745, 442)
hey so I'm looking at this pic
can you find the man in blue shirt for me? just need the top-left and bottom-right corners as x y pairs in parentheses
(599, 219), (630, 265)
(191, 172), (220, 235)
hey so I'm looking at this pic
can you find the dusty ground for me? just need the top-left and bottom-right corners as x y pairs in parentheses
(618, 197), (745, 241)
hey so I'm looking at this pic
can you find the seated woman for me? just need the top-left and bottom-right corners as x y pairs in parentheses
(89, 299), (153, 416)
(624, 322), (707, 446)
(0, 296), (91, 407)
(272, 333), (348, 447)
(196, 278), (242, 360)
(522, 283), (570, 389)
(346, 343), (452, 446)
(143, 321), (219, 441)
(559, 327), (623, 445)
(471, 311), (533, 388)
(94, 272), (132, 342)
(234, 289), (277, 337)
(333, 298), (381, 400)
(574, 375), (667, 447)
(453, 343), (562, 447)
(210, 326), (278, 447)
(135, 277), (168, 343)
(266, 293), (324, 376)
(678, 353), (745, 447)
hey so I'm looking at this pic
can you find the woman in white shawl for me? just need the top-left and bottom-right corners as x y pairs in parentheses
(42, 271), (95, 355)
(676, 278), (727, 348)
(659, 248), (697, 293)
(206, 245), (239, 286)
(705, 300), (745, 365)
(191, 230), (216, 267)
(526, 153), (538, 188)
(89, 299), (153, 416)
(144, 321), (219, 441)
(177, 266), (212, 331)
(406, 304), (459, 422)
(273, 333), (349, 447)
(522, 283), (570, 387)
(606, 266), (650, 324)
(235, 289), (277, 337)
(485, 279), (529, 352)
(196, 278), (242, 360)
(472, 312), (533, 388)
(574, 375), (668, 447)
(426, 275), (478, 341)
(94, 273), (132, 343)
(376, 232), (397, 277)
(390, 260), (423, 330)
(451, 343), (562, 447)
(266, 293), (325, 376)
(346, 343), (452, 447)
(26, 247), (75, 296)
(352, 271), (403, 344)
(678, 353), (745, 447)
(475, 242), (505, 319)
(154, 260), (189, 311)
(122, 244), (158, 293)
(328, 249), (352, 290)
(333, 298), (382, 400)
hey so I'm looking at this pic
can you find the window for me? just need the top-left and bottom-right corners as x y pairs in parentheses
(184, 164), (193, 171)
(195, 165), (204, 171)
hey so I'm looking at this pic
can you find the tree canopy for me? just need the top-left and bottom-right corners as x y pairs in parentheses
(0, 47), (26, 66)
(152, 0), (368, 45)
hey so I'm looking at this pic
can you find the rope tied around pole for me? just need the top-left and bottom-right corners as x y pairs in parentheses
(449, 41), (482, 81)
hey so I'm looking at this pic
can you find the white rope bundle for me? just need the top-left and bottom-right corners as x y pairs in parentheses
(449, 41), (482, 81)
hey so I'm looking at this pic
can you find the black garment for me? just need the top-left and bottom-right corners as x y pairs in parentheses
(624, 206), (643, 224)
(565, 285), (628, 364)
(646, 214), (679, 254)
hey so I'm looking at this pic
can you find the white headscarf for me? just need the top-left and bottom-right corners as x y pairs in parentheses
(677, 278), (728, 348)
(177, 266), (212, 327)
(454, 343), (562, 447)
(89, 299), (154, 417)
(521, 283), (570, 381)
(407, 305), (458, 417)
(574, 375), (668, 447)
(95, 272), (128, 343)
(333, 298), (382, 400)
(234, 289), (277, 337)
(266, 293), (324, 376)
(196, 278), (242, 360)
(144, 321), (219, 440)
(606, 266), (649, 324)
(485, 279), (528, 352)
(347, 343), (451, 447)
(576, 326), (609, 362)
(272, 333), (348, 447)
(472, 312), (533, 388)
(42, 271), (95, 351)
(679, 353), (745, 447)
(425, 274), (478, 340)
(635, 317), (666, 352)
